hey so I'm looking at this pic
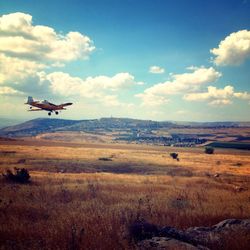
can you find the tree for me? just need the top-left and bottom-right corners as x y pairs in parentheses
(205, 147), (214, 154)
(170, 152), (179, 161)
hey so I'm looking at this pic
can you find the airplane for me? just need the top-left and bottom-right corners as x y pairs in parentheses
(25, 96), (73, 116)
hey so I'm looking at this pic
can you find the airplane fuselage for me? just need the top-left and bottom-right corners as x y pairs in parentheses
(30, 101), (69, 111)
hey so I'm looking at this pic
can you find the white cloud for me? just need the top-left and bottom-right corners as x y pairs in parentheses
(45, 71), (139, 107)
(149, 65), (165, 74)
(135, 93), (169, 106)
(47, 72), (141, 95)
(137, 66), (221, 106)
(176, 110), (188, 115)
(233, 91), (250, 100)
(0, 54), (45, 85)
(47, 72), (87, 97)
(184, 86), (234, 101)
(0, 12), (96, 98)
(83, 73), (143, 90)
(211, 30), (250, 66)
(0, 86), (24, 95)
(146, 67), (221, 95)
(184, 85), (250, 106)
(209, 99), (232, 106)
(0, 12), (95, 63)
(101, 95), (134, 107)
(186, 65), (199, 71)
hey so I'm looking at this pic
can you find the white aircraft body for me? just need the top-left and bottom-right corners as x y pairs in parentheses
(25, 96), (73, 116)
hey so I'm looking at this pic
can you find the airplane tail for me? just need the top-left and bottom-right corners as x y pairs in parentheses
(26, 96), (34, 104)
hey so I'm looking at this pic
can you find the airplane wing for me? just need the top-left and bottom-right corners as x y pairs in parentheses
(28, 109), (44, 111)
(48, 102), (58, 107)
(47, 101), (72, 109)
(60, 102), (73, 107)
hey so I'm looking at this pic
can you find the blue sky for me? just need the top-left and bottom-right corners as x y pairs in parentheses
(0, 0), (250, 121)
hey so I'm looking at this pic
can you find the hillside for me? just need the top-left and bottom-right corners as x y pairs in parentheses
(1, 118), (250, 149)
(0, 118), (25, 129)
(0, 118), (81, 137)
(0, 118), (174, 137)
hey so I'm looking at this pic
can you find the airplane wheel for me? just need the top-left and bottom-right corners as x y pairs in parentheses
(48, 112), (51, 116)
(55, 111), (59, 115)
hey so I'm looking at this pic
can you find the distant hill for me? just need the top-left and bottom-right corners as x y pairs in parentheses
(0, 117), (249, 137)
(58, 117), (174, 132)
(0, 118), (81, 137)
(173, 121), (250, 127)
(0, 118), (25, 129)
(0, 117), (174, 137)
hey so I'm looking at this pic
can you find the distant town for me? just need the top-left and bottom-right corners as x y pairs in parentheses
(115, 129), (207, 147)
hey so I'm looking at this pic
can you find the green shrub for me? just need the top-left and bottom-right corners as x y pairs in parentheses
(3, 168), (31, 184)
(205, 147), (214, 154)
(98, 157), (112, 161)
(170, 152), (179, 161)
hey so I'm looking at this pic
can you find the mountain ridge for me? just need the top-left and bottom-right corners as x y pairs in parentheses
(0, 117), (249, 137)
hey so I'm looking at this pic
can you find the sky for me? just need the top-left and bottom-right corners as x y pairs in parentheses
(0, 0), (250, 122)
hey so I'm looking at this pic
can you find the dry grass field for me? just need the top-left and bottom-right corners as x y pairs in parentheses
(0, 139), (250, 249)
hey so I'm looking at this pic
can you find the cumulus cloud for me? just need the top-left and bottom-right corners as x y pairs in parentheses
(147, 67), (221, 95)
(47, 72), (141, 95)
(0, 12), (95, 63)
(47, 72), (88, 97)
(234, 91), (250, 100)
(0, 12), (95, 91)
(184, 85), (250, 106)
(83, 73), (143, 91)
(135, 93), (169, 106)
(0, 54), (45, 85)
(45, 71), (140, 106)
(209, 99), (232, 106)
(101, 95), (134, 107)
(184, 86), (234, 101)
(211, 30), (250, 66)
(136, 66), (221, 106)
(149, 66), (165, 74)
(0, 86), (24, 95)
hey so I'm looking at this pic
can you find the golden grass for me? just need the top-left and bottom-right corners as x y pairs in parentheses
(0, 142), (249, 175)
(0, 141), (250, 249)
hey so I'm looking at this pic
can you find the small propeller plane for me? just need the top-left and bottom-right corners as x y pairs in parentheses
(25, 96), (73, 116)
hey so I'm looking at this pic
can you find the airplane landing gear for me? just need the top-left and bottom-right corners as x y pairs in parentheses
(55, 111), (59, 115)
(48, 112), (51, 116)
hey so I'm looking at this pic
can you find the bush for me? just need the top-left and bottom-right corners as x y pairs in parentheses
(98, 157), (112, 161)
(3, 168), (31, 184)
(170, 152), (179, 161)
(205, 147), (214, 154)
